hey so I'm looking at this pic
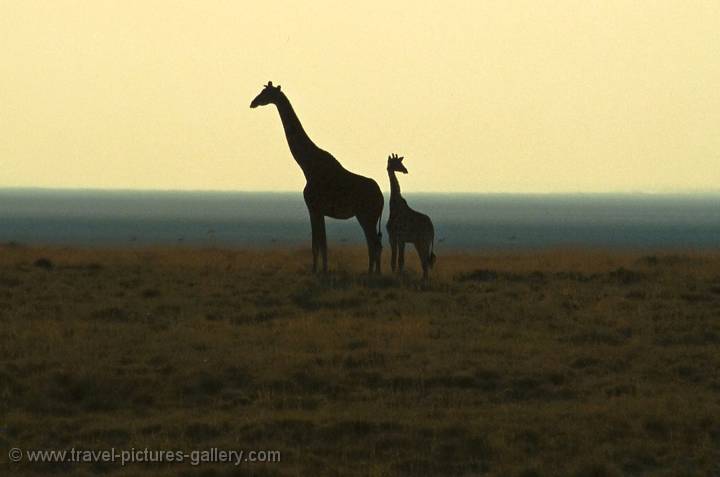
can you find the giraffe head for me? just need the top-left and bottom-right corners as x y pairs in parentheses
(250, 81), (282, 108)
(387, 153), (408, 174)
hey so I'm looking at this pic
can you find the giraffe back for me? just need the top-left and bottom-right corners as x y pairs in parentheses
(387, 199), (434, 244)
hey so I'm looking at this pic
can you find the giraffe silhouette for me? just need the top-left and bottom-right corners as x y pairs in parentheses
(386, 153), (436, 280)
(250, 82), (384, 274)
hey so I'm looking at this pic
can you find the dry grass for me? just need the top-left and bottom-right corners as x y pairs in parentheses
(1, 244), (720, 476)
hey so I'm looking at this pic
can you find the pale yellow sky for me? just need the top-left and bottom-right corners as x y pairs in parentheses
(1, 0), (719, 192)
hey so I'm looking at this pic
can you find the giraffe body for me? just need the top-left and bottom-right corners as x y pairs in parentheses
(251, 82), (383, 274)
(385, 154), (436, 280)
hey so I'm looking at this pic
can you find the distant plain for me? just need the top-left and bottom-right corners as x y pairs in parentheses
(2, 189), (720, 249)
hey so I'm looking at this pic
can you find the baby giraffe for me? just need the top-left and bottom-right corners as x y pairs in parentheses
(386, 153), (436, 280)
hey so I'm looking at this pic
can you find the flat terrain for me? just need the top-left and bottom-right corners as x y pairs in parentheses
(1, 244), (719, 476)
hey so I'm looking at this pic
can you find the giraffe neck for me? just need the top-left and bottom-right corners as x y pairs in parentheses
(273, 92), (318, 176)
(388, 169), (402, 200)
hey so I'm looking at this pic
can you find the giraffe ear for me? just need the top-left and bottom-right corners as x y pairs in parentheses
(399, 156), (404, 162)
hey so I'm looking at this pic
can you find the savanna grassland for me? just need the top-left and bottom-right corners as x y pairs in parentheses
(1, 244), (720, 476)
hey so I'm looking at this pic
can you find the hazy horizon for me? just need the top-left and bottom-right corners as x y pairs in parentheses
(2, 188), (719, 248)
(2, 1), (719, 193)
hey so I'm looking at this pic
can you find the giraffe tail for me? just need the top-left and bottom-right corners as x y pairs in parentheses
(377, 209), (383, 245)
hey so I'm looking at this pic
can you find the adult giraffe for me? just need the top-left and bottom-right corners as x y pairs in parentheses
(250, 82), (384, 274)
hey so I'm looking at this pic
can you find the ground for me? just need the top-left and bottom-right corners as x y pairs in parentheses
(1, 244), (719, 476)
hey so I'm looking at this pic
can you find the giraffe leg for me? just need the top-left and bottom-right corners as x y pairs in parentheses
(390, 236), (398, 273)
(309, 211), (325, 274)
(416, 241), (430, 281)
(398, 242), (405, 273)
(318, 215), (328, 274)
(359, 217), (380, 275)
